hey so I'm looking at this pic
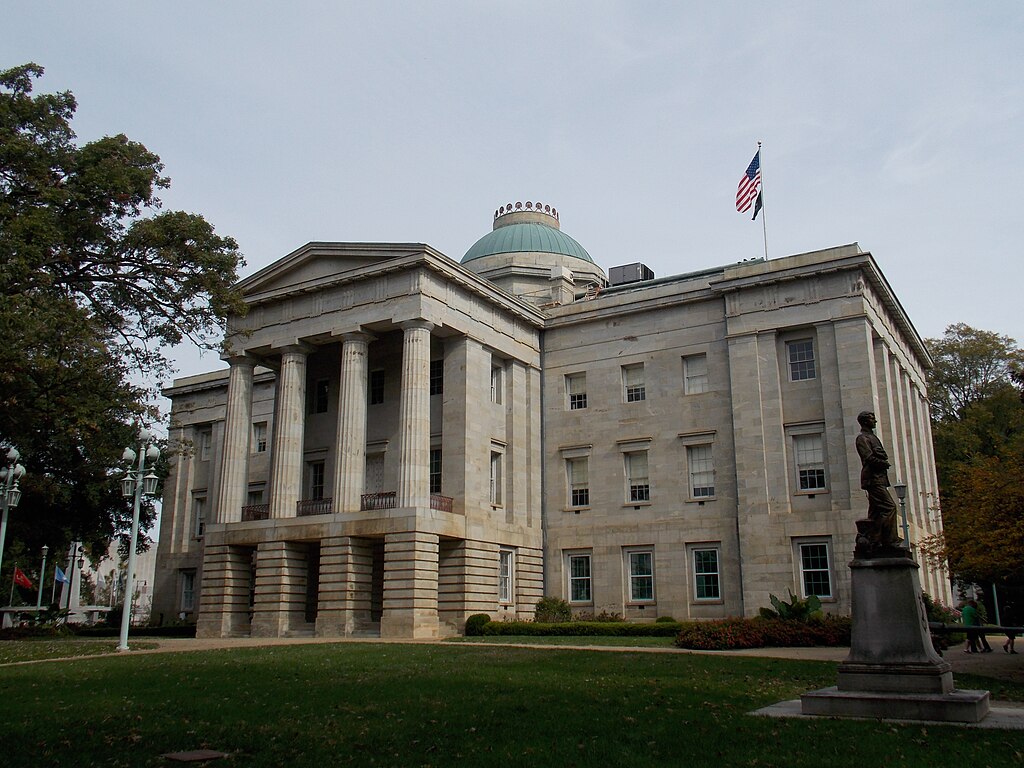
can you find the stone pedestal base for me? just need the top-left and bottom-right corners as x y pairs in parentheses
(801, 553), (990, 723)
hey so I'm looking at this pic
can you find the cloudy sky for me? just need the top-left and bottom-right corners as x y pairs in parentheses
(9, 2), (1024, 390)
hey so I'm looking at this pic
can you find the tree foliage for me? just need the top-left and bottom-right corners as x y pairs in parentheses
(920, 324), (1024, 586)
(0, 63), (243, 570)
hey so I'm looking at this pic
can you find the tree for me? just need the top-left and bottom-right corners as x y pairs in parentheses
(0, 63), (243, 571)
(920, 324), (1024, 589)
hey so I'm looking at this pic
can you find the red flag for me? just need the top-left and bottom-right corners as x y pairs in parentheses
(13, 566), (32, 589)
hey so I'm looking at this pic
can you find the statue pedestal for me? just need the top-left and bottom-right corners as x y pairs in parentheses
(801, 553), (990, 723)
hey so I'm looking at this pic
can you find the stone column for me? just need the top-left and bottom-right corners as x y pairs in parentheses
(251, 541), (308, 637)
(333, 332), (373, 512)
(214, 356), (256, 524)
(381, 531), (439, 638)
(269, 345), (311, 519)
(397, 320), (433, 508)
(316, 535), (374, 636)
(196, 544), (253, 638)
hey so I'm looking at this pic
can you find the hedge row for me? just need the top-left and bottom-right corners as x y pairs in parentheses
(71, 624), (198, 638)
(478, 620), (685, 637)
(674, 616), (851, 650)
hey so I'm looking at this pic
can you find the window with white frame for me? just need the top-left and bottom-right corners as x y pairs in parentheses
(797, 539), (833, 599)
(566, 372), (587, 410)
(625, 450), (650, 503)
(192, 496), (206, 538)
(308, 460), (326, 500)
(490, 361), (503, 404)
(691, 546), (721, 601)
(626, 549), (655, 602)
(489, 451), (503, 505)
(369, 370), (385, 405)
(252, 422), (268, 454)
(794, 433), (827, 492)
(683, 354), (709, 395)
(687, 444), (715, 498)
(197, 428), (212, 461)
(787, 338), (816, 381)
(430, 359), (444, 396)
(567, 552), (593, 603)
(622, 363), (646, 403)
(567, 456), (590, 508)
(180, 570), (196, 612)
(498, 548), (514, 604)
(429, 448), (442, 494)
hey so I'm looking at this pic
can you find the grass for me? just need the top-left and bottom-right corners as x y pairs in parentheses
(0, 638), (158, 664)
(1, 642), (1022, 767)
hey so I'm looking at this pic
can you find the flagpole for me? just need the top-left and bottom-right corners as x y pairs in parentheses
(758, 141), (768, 260)
(8, 563), (15, 606)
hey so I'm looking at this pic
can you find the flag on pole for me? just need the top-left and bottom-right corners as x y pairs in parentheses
(55, 565), (69, 584)
(751, 191), (763, 221)
(736, 150), (762, 214)
(13, 566), (35, 604)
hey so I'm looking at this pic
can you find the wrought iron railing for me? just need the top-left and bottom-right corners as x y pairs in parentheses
(241, 504), (270, 522)
(297, 498), (334, 517)
(361, 492), (396, 511)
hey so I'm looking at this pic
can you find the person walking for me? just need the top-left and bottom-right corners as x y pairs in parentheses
(962, 599), (993, 653)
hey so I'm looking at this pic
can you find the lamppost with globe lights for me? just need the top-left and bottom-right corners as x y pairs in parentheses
(0, 447), (26, 584)
(118, 429), (160, 652)
(36, 545), (48, 610)
(893, 481), (910, 550)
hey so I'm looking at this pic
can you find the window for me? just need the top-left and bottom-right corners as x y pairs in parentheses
(567, 553), (592, 603)
(429, 448), (442, 494)
(566, 373), (588, 410)
(787, 339), (816, 381)
(683, 354), (708, 394)
(490, 362), (503, 404)
(798, 541), (833, 599)
(192, 496), (206, 538)
(692, 547), (721, 601)
(687, 444), (715, 499)
(198, 429), (212, 461)
(308, 460), (326, 501)
(622, 364), (646, 402)
(252, 422), (268, 454)
(794, 433), (827, 491)
(489, 451), (503, 505)
(369, 370), (385, 405)
(499, 549), (514, 604)
(180, 570), (196, 613)
(626, 549), (654, 602)
(625, 451), (650, 503)
(567, 457), (589, 508)
(246, 488), (264, 506)
(310, 378), (330, 413)
(430, 359), (444, 396)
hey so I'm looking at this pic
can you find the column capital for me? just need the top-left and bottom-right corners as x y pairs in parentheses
(332, 329), (377, 344)
(221, 353), (259, 369)
(400, 319), (435, 333)
(272, 341), (316, 356)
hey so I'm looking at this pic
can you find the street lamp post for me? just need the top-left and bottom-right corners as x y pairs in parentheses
(65, 543), (84, 613)
(36, 545), (48, 610)
(118, 428), (160, 652)
(0, 447), (26, 582)
(893, 482), (909, 550)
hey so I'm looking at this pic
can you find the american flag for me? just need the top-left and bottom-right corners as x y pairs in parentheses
(736, 150), (761, 213)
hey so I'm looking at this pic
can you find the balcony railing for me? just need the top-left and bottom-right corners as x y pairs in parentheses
(297, 498), (334, 517)
(358, 491), (455, 513)
(241, 503), (270, 522)
(361, 492), (396, 511)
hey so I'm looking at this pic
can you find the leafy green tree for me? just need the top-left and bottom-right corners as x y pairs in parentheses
(920, 324), (1024, 589)
(0, 63), (243, 571)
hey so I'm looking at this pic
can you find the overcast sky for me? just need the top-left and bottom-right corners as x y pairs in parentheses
(10, 2), (1024, 392)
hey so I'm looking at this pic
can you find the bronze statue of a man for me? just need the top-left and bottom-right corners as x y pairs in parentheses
(855, 411), (901, 551)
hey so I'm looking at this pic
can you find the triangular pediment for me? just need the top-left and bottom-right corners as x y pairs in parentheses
(236, 242), (429, 299)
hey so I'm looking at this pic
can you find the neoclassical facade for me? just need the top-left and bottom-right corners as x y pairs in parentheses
(153, 203), (949, 638)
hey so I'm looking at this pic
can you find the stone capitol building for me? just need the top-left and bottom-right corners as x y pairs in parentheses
(152, 202), (949, 638)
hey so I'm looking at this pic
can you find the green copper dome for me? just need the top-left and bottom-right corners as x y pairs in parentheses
(462, 203), (594, 264)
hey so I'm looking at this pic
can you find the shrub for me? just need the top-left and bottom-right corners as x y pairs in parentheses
(655, 615), (676, 623)
(465, 614), (491, 636)
(758, 590), (822, 622)
(534, 596), (572, 623)
(481, 620), (683, 637)
(674, 615), (850, 651)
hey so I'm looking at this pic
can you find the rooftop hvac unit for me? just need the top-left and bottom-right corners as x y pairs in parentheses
(608, 263), (655, 286)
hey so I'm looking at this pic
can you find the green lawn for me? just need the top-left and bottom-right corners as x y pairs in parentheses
(1, 643), (1021, 767)
(0, 638), (158, 664)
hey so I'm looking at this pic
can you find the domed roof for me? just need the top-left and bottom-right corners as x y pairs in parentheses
(462, 202), (594, 264)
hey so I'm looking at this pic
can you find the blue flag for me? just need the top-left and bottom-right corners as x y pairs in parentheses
(55, 565), (69, 584)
